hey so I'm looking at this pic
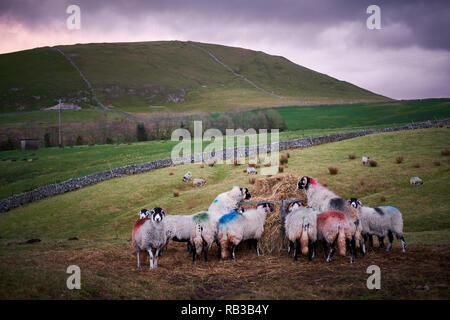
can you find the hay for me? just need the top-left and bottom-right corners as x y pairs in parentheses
(241, 174), (307, 255)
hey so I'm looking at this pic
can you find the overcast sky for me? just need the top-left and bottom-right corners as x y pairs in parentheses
(1, 0), (449, 99)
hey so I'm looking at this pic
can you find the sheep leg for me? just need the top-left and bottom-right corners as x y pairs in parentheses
(192, 245), (196, 265)
(307, 240), (313, 261)
(187, 242), (191, 252)
(256, 240), (260, 256)
(368, 234), (374, 249)
(230, 244), (236, 262)
(360, 237), (366, 257)
(216, 240), (222, 261)
(346, 238), (355, 263)
(326, 237), (337, 262)
(287, 241), (293, 255)
(148, 249), (154, 269)
(312, 241), (317, 259)
(136, 249), (141, 268)
(378, 236), (385, 248)
(400, 236), (407, 253)
(154, 248), (160, 268)
(322, 240), (328, 260)
(351, 236), (357, 258)
(386, 231), (394, 251)
(247, 240), (253, 250)
(203, 242), (208, 264)
(293, 239), (299, 261)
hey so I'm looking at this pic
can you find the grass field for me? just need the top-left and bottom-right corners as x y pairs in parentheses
(0, 128), (449, 299)
(0, 122), (429, 199)
(0, 41), (386, 114)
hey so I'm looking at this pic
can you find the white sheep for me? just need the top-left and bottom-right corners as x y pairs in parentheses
(192, 178), (207, 187)
(163, 212), (203, 253)
(410, 176), (423, 185)
(190, 186), (251, 264)
(297, 176), (362, 260)
(218, 203), (273, 261)
(139, 208), (150, 219)
(285, 202), (319, 261)
(182, 171), (192, 182)
(348, 198), (406, 253)
(132, 207), (166, 269)
(362, 156), (370, 166)
(246, 166), (257, 175)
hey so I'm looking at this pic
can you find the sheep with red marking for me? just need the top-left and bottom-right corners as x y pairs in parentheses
(297, 176), (362, 260)
(317, 210), (354, 263)
(132, 207), (166, 269)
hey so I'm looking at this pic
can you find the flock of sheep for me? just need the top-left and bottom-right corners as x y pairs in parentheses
(132, 174), (406, 269)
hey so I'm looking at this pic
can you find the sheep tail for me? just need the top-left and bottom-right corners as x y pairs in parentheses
(337, 223), (347, 256)
(300, 226), (309, 256)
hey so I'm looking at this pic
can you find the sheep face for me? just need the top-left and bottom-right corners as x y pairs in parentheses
(139, 208), (150, 219)
(149, 207), (166, 223)
(258, 203), (274, 213)
(348, 198), (362, 209)
(297, 176), (316, 190)
(240, 187), (251, 200)
(288, 201), (303, 213)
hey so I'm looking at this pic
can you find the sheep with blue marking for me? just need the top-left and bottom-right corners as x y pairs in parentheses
(132, 207), (166, 269)
(297, 176), (362, 261)
(348, 198), (406, 253)
(190, 186), (251, 264)
(163, 212), (205, 253)
(285, 202), (319, 261)
(218, 203), (273, 261)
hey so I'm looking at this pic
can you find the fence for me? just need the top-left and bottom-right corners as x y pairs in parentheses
(238, 198), (307, 234)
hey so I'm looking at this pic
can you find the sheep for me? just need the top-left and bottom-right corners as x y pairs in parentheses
(218, 203), (274, 261)
(297, 176), (361, 260)
(139, 208), (150, 219)
(163, 212), (204, 253)
(182, 171), (192, 182)
(285, 202), (319, 261)
(410, 176), (423, 185)
(348, 198), (406, 253)
(132, 207), (166, 269)
(190, 186), (251, 264)
(246, 166), (257, 175)
(192, 178), (207, 187)
(362, 156), (370, 166)
(316, 210), (354, 263)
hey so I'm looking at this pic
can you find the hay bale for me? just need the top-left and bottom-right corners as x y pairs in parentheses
(242, 174), (306, 255)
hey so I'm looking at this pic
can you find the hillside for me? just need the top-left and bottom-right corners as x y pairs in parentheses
(0, 41), (388, 114)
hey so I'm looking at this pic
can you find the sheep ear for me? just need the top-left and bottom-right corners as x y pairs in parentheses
(358, 200), (362, 206)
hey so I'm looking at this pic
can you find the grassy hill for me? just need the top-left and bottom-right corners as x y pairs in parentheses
(0, 128), (448, 299)
(0, 41), (388, 114)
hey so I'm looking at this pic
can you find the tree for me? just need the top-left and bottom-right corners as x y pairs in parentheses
(137, 123), (148, 141)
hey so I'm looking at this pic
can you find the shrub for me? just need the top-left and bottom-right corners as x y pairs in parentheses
(348, 154), (356, 160)
(396, 156), (403, 164)
(433, 160), (441, 166)
(105, 137), (113, 144)
(173, 189), (179, 197)
(328, 166), (339, 175)
(242, 168), (247, 173)
(412, 163), (421, 168)
(441, 149), (450, 156)
(369, 159), (378, 167)
(75, 135), (83, 146)
(169, 172), (174, 175)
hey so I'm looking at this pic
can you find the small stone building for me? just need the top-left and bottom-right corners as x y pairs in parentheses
(20, 139), (40, 150)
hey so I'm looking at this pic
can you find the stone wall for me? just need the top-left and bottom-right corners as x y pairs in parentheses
(1, 118), (448, 213)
